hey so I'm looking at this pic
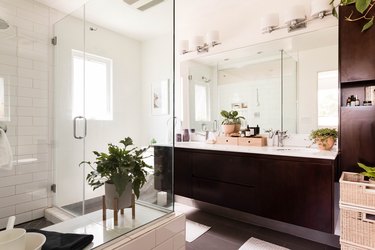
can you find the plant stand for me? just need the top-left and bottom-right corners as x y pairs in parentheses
(102, 194), (135, 226)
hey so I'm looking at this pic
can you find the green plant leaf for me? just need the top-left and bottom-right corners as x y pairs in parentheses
(362, 16), (374, 31)
(332, 7), (338, 18)
(356, 0), (372, 14)
(342, 0), (356, 5)
(112, 173), (130, 197)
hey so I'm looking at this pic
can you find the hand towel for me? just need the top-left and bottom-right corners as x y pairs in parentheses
(27, 229), (94, 250)
(0, 128), (12, 170)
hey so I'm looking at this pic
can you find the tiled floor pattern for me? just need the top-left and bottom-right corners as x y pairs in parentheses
(176, 203), (339, 250)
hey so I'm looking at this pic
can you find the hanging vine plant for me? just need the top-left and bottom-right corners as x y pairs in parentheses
(331, 0), (375, 31)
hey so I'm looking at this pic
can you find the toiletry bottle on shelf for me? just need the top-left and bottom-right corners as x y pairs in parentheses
(346, 96), (351, 106)
(355, 95), (360, 106)
(350, 95), (356, 106)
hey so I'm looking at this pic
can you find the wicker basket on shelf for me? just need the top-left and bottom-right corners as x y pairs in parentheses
(340, 172), (375, 210)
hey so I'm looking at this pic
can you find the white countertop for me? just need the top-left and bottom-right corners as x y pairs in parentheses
(173, 142), (338, 160)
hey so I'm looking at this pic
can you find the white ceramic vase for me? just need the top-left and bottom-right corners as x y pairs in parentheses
(105, 182), (132, 210)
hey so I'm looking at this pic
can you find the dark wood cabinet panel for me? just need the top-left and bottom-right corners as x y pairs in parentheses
(340, 106), (375, 173)
(174, 148), (193, 198)
(173, 147), (336, 234)
(260, 158), (333, 233)
(339, 5), (375, 83)
(191, 152), (260, 187)
(153, 146), (172, 191)
(192, 177), (258, 214)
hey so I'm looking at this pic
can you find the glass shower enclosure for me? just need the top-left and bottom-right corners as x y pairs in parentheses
(51, 0), (174, 245)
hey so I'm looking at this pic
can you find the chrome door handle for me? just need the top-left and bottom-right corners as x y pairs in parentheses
(73, 116), (87, 139)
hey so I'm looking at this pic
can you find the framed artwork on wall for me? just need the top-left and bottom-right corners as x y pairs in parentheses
(152, 79), (169, 115)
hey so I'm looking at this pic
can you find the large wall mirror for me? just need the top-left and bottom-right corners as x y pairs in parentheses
(180, 26), (338, 135)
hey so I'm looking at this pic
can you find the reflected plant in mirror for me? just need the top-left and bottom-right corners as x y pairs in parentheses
(220, 110), (245, 135)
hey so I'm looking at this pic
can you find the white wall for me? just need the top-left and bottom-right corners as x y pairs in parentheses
(176, 0), (338, 57)
(140, 35), (173, 145)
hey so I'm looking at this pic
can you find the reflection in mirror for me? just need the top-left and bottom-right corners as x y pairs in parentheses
(181, 26), (338, 136)
(317, 71), (339, 128)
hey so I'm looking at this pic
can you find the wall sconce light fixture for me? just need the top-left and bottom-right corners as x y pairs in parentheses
(261, 0), (332, 34)
(179, 30), (221, 55)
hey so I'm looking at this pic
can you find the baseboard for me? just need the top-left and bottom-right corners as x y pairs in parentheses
(44, 207), (74, 224)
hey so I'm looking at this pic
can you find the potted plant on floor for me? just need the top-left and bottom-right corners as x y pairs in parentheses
(80, 137), (151, 210)
(220, 110), (245, 135)
(358, 162), (375, 185)
(309, 128), (338, 151)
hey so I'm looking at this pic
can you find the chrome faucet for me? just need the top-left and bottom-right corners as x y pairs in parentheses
(275, 130), (288, 147)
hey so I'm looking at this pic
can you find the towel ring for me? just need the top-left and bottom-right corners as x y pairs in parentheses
(0, 123), (7, 133)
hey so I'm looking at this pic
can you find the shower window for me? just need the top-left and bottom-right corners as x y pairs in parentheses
(72, 50), (113, 120)
(194, 83), (210, 121)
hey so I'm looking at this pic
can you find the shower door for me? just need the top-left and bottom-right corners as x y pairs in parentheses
(53, 6), (87, 215)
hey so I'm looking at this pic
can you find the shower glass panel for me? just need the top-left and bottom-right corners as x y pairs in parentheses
(53, 6), (85, 215)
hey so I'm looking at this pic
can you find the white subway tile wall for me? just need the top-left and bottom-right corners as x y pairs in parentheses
(0, 0), (55, 228)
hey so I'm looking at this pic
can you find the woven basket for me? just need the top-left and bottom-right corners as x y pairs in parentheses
(340, 172), (375, 209)
(341, 241), (374, 250)
(340, 204), (375, 249)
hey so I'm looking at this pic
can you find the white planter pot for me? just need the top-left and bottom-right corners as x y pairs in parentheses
(105, 182), (132, 210)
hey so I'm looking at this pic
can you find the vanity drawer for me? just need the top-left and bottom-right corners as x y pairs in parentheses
(238, 137), (267, 147)
(216, 136), (238, 145)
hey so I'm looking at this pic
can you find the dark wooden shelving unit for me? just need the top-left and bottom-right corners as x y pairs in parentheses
(339, 6), (375, 174)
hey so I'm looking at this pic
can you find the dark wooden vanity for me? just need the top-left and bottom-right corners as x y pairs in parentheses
(173, 147), (337, 234)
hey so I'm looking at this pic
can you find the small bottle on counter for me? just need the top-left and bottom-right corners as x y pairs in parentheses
(245, 126), (252, 137)
(182, 129), (190, 142)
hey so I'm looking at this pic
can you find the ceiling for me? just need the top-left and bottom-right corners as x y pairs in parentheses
(35, 0), (172, 41)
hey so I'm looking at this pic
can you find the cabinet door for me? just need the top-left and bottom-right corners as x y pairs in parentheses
(174, 149), (192, 198)
(260, 158), (334, 233)
(192, 177), (258, 214)
(339, 5), (375, 83)
(340, 107), (375, 173)
(191, 152), (260, 187)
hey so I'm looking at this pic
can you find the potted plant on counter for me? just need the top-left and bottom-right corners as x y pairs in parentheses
(80, 137), (151, 210)
(309, 128), (338, 151)
(220, 110), (245, 135)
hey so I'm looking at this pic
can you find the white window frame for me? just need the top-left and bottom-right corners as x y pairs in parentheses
(72, 49), (113, 120)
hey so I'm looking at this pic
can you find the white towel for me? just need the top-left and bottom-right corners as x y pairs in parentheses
(0, 128), (13, 170)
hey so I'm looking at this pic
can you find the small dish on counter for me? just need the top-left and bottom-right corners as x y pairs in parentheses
(25, 233), (46, 250)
